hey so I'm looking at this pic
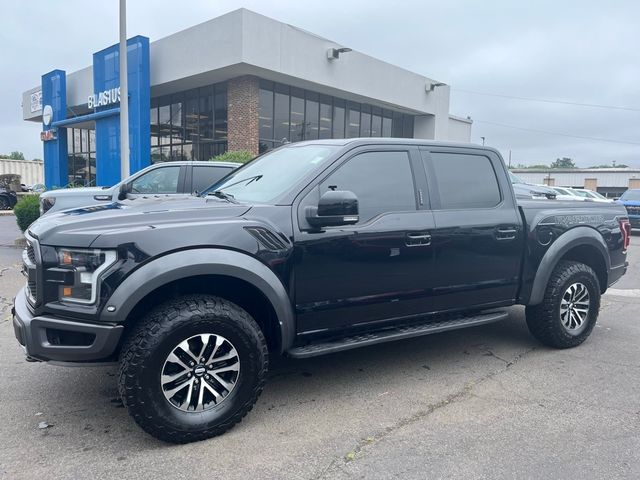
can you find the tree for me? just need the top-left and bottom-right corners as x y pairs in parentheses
(9, 151), (25, 160)
(512, 163), (549, 169)
(589, 163), (628, 168)
(550, 157), (575, 169)
(210, 150), (254, 164)
(528, 164), (550, 169)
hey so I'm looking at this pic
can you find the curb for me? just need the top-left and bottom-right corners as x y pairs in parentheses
(0, 210), (15, 216)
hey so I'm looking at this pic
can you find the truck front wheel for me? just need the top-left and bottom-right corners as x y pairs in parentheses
(525, 260), (601, 349)
(118, 295), (268, 443)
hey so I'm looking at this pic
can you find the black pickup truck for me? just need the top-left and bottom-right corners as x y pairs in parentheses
(13, 139), (630, 443)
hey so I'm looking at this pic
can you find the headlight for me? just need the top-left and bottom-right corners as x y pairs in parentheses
(56, 248), (117, 304)
(40, 196), (56, 214)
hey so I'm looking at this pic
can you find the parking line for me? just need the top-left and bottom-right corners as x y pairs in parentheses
(604, 289), (640, 298)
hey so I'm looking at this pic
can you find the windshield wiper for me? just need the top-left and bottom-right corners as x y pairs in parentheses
(209, 190), (238, 203)
(205, 174), (263, 202)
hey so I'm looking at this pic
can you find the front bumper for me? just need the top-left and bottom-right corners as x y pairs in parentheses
(12, 287), (123, 363)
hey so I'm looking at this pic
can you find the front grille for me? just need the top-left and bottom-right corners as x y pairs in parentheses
(625, 206), (640, 215)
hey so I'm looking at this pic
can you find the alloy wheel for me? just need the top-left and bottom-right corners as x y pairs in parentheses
(559, 282), (590, 334)
(161, 333), (240, 412)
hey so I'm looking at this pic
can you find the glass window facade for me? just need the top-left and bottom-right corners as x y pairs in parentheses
(150, 82), (228, 163)
(62, 77), (416, 185)
(67, 128), (96, 186)
(258, 79), (415, 153)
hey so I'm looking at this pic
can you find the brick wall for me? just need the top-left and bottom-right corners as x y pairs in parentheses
(227, 76), (260, 156)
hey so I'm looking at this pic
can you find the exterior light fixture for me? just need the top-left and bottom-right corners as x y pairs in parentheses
(426, 81), (446, 92)
(327, 47), (352, 61)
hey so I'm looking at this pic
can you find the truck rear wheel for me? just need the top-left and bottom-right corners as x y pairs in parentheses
(118, 295), (268, 443)
(525, 260), (601, 349)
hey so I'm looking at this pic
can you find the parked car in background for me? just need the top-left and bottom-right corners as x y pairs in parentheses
(571, 189), (613, 203)
(39, 161), (240, 215)
(618, 188), (640, 229)
(550, 186), (586, 201)
(0, 188), (18, 210)
(508, 172), (557, 199)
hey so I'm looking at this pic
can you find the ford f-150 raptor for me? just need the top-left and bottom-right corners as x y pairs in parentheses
(13, 139), (630, 443)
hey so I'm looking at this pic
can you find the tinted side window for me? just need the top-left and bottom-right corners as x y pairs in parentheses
(131, 166), (181, 194)
(428, 152), (501, 209)
(192, 166), (233, 193)
(320, 151), (416, 224)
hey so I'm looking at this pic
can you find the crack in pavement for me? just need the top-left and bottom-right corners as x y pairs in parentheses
(315, 346), (537, 479)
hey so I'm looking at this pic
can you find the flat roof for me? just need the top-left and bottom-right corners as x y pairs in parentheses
(511, 168), (640, 173)
(286, 137), (487, 150)
(23, 8), (450, 123)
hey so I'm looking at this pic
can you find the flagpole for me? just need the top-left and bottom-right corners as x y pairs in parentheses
(119, 0), (130, 180)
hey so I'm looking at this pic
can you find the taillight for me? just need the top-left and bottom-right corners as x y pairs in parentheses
(619, 218), (631, 251)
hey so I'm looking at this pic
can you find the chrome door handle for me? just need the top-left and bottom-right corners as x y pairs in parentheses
(495, 227), (517, 240)
(406, 232), (432, 247)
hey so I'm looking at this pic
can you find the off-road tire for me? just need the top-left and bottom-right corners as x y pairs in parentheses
(0, 196), (9, 210)
(118, 295), (268, 443)
(525, 260), (601, 349)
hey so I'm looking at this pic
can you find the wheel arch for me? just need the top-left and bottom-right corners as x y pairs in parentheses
(528, 226), (610, 305)
(101, 249), (295, 353)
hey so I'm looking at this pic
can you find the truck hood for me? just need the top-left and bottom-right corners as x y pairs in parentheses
(512, 182), (556, 199)
(40, 186), (114, 199)
(29, 195), (252, 247)
(618, 200), (640, 207)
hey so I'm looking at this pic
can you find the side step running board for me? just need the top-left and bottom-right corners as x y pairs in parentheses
(287, 311), (509, 359)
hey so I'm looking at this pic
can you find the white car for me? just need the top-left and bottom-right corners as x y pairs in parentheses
(39, 161), (240, 215)
(550, 187), (587, 201)
(570, 188), (613, 203)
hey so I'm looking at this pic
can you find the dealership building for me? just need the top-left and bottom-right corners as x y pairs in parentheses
(22, 8), (472, 189)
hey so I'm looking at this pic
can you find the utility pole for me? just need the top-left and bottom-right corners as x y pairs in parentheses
(508, 149), (512, 168)
(481, 136), (485, 146)
(119, 0), (130, 180)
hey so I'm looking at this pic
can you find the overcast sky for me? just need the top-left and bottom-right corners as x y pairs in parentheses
(1, 0), (638, 166)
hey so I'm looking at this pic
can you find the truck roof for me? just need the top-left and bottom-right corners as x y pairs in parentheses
(289, 137), (488, 149)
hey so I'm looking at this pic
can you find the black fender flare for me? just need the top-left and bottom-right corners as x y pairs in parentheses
(100, 248), (295, 352)
(528, 226), (610, 305)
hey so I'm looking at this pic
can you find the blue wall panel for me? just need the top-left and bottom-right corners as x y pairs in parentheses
(41, 70), (68, 189)
(93, 36), (150, 186)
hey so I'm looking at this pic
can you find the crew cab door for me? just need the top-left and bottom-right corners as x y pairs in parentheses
(420, 147), (523, 311)
(126, 164), (187, 199)
(293, 146), (436, 334)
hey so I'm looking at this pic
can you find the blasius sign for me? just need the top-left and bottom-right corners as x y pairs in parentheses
(88, 87), (121, 109)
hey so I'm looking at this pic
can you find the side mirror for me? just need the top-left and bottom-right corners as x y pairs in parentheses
(306, 190), (359, 228)
(613, 197), (620, 201)
(117, 182), (129, 201)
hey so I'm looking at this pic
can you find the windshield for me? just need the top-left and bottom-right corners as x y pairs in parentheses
(621, 189), (640, 201)
(508, 172), (523, 184)
(573, 190), (591, 198)
(201, 145), (339, 203)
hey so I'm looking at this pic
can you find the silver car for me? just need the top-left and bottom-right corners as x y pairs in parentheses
(39, 161), (240, 215)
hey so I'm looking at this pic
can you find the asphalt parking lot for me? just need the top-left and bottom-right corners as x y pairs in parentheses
(1, 215), (638, 479)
